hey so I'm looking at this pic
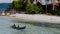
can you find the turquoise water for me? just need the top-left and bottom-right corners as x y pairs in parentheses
(0, 16), (60, 34)
(0, 3), (10, 10)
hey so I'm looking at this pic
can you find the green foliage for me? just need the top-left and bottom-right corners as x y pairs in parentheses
(54, 6), (60, 16)
(26, 2), (40, 14)
(14, 1), (20, 8)
(30, 0), (34, 3)
(10, 0), (23, 10)
(14, 0), (22, 9)
(8, 0), (60, 15)
(8, 0), (44, 14)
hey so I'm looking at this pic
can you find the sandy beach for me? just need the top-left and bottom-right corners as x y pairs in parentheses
(10, 14), (60, 23)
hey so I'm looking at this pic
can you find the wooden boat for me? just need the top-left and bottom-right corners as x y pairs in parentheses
(11, 25), (26, 30)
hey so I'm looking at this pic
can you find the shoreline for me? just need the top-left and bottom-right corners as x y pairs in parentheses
(9, 14), (60, 23)
(9, 14), (60, 28)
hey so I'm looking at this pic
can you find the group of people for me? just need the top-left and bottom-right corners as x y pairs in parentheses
(12, 24), (26, 30)
(12, 24), (20, 28)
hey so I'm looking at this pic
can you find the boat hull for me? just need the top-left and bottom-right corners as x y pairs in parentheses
(11, 26), (26, 30)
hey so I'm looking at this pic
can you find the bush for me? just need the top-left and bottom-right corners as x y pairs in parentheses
(25, 2), (40, 14)
(54, 6), (60, 16)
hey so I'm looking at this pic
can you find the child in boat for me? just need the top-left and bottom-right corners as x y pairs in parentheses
(17, 25), (19, 28)
(12, 24), (16, 28)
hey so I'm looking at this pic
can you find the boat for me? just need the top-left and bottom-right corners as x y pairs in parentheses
(11, 25), (26, 30)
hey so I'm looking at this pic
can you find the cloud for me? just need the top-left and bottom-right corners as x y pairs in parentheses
(0, 0), (13, 3)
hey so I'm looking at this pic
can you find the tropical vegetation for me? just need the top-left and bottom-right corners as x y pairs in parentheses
(6, 0), (60, 16)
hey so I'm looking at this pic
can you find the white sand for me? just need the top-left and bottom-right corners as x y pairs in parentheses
(10, 14), (60, 23)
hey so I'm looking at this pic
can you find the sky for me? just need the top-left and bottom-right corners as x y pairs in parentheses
(0, 0), (13, 3)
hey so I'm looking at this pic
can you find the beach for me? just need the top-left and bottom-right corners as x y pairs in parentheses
(9, 14), (60, 23)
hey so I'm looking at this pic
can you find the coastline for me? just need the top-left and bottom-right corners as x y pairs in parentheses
(9, 14), (60, 23)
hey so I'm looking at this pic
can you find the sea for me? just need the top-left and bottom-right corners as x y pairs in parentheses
(0, 3), (60, 34)
(0, 3), (11, 11)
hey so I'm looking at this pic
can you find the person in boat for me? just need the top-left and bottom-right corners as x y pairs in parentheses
(12, 24), (16, 28)
(17, 25), (20, 28)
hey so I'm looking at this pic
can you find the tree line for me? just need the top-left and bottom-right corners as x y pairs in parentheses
(5, 0), (60, 16)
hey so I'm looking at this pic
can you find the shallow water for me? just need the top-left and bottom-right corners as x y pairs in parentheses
(0, 16), (60, 34)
